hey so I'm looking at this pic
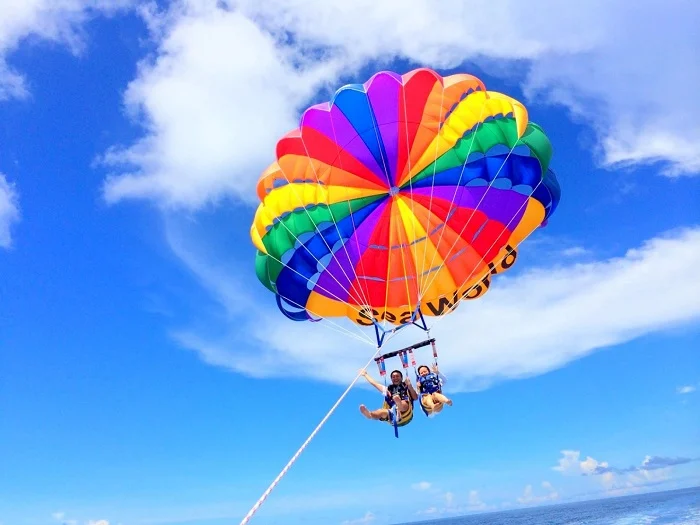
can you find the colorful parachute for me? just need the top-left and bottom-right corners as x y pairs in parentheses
(250, 68), (560, 344)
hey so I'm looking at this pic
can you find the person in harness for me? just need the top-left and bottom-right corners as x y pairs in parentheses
(416, 364), (452, 415)
(359, 369), (418, 426)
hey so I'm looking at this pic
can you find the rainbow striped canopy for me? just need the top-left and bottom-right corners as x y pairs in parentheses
(250, 68), (560, 333)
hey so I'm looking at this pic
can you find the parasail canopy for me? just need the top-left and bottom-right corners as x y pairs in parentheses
(250, 68), (561, 346)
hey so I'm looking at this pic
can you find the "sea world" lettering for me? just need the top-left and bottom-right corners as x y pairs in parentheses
(354, 245), (517, 326)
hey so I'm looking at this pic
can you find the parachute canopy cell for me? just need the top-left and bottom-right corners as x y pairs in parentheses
(250, 68), (561, 328)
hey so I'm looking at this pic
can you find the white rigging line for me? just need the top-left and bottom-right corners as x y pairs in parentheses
(418, 112), (520, 305)
(237, 347), (382, 525)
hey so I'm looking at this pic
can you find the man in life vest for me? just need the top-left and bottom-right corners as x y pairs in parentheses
(359, 369), (418, 426)
(416, 364), (452, 415)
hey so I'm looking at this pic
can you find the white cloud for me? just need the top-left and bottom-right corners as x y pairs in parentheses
(552, 450), (608, 476)
(101, 2), (342, 209)
(418, 489), (495, 516)
(411, 481), (431, 491)
(100, 0), (700, 212)
(341, 512), (374, 525)
(51, 512), (65, 521)
(0, 173), (20, 248)
(173, 226), (700, 392)
(466, 490), (488, 511)
(551, 450), (694, 497)
(560, 246), (590, 258)
(677, 385), (696, 394)
(0, 0), (132, 100)
(86, 521), (109, 525)
(516, 482), (559, 505)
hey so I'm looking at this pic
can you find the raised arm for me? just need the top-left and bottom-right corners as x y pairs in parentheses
(432, 364), (447, 384)
(360, 370), (386, 394)
(405, 377), (418, 401)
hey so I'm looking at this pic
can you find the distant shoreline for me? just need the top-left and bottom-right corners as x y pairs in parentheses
(398, 483), (700, 525)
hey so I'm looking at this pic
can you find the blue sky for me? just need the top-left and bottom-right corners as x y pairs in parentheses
(1, 2), (699, 525)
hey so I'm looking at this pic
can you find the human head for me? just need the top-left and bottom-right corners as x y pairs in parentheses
(390, 370), (403, 384)
(417, 365), (430, 377)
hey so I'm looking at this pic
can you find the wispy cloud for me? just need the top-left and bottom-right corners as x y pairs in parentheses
(591, 455), (699, 475)
(466, 490), (490, 511)
(0, 0), (133, 100)
(516, 481), (560, 505)
(560, 246), (590, 258)
(341, 512), (375, 525)
(411, 481), (431, 491)
(98, 0), (700, 211)
(50, 511), (77, 525)
(677, 385), (696, 395)
(0, 173), (20, 248)
(171, 226), (700, 393)
(417, 489), (495, 516)
(552, 450), (698, 496)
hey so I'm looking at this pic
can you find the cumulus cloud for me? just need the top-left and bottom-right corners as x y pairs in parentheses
(100, 0), (700, 211)
(411, 481), (431, 491)
(0, 0), (132, 100)
(592, 455), (699, 475)
(0, 173), (20, 248)
(466, 490), (488, 511)
(552, 450), (698, 496)
(50, 511), (77, 525)
(417, 489), (494, 517)
(172, 225), (700, 392)
(517, 481), (559, 505)
(553, 450), (611, 476)
(101, 3), (341, 209)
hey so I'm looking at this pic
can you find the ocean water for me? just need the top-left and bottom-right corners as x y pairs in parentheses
(401, 486), (700, 525)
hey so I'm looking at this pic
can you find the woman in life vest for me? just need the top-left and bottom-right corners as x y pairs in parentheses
(359, 369), (418, 426)
(416, 364), (452, 415)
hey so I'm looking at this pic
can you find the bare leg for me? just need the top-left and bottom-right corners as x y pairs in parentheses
(359, 404), (389, 420)
(421, 394), (435, 412)
(393, 395), (407, 421)
(433, 392), (452, 406)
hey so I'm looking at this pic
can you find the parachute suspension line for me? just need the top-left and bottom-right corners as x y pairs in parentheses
(416, 81), (449, 301)
(262, 252), (377, 347)
(325, 117), (375, 315)
(263, 199), (380, 336)
(379, 203), (394, 337)
(237, 348), (382, 525)
(417, 130), (521, 306)
(424, 178), (545, 336)
(365, 89), (405, 338)
(397, 195), (419, 334)
(297, 133), (375, 312)
(401, 78), (422, 316)
(273, 135), (377, 317)
(275, 294), (375, 347)
(416, 95), (489, 302)
(417, 98), (488, 300)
